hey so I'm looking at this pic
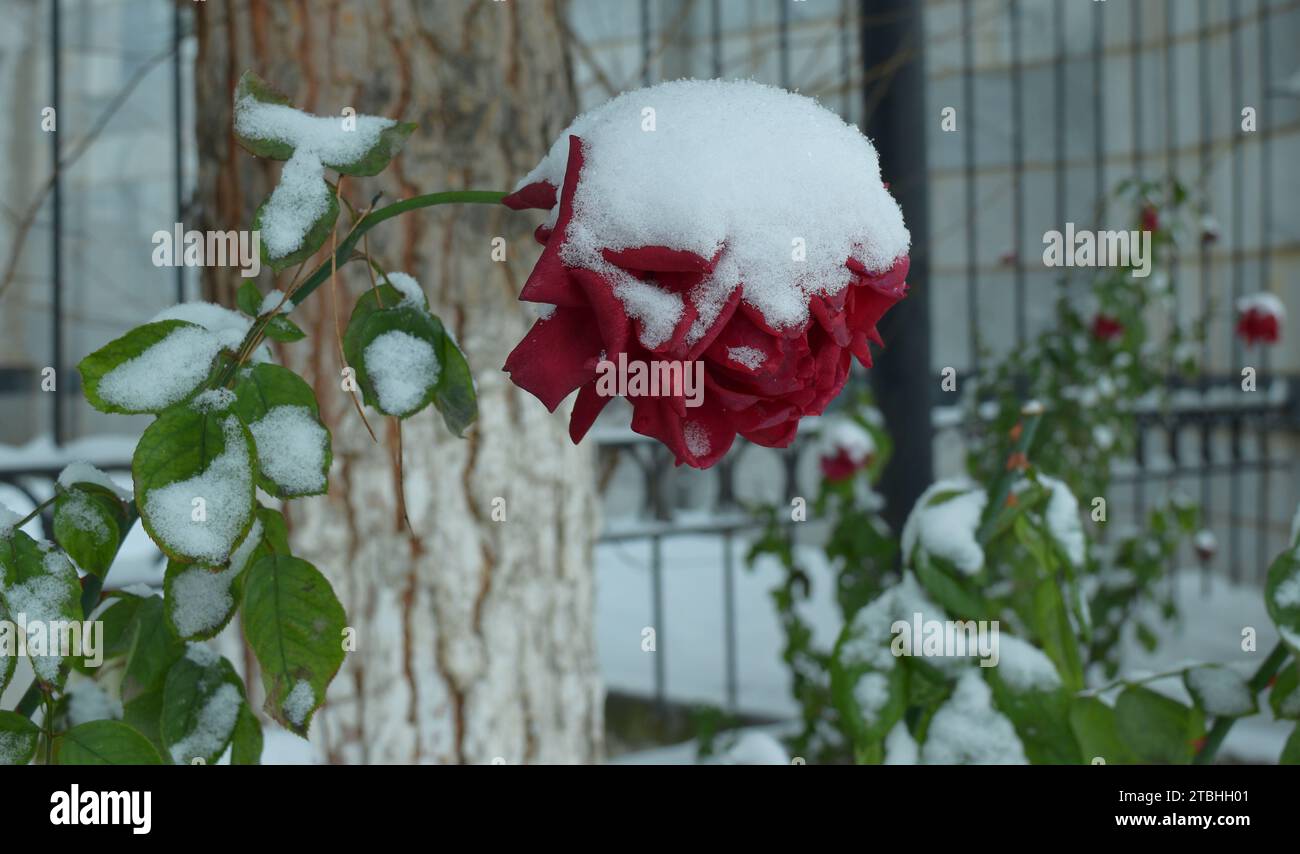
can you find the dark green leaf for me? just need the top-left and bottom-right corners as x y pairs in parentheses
(252, 184), (339, 273)
(1070, 696), (1139, 765)
(1269, 661), (1300, 720)
(78, 320), (217, 414)
(1282, 725), (1300, 765)
(241, 554), (346, 735)
(1115, 685), (1204, 764)
(161, 649), (244, 765)
(231, 704), (263, 765)
(0, 530), (82, 688)
(53, 485), (128, 578)
(54, 720), (163, 765)
(264, 315), (306, 342)
(132, 405), (256, 564)
(236, 280), (263, 316)
(1265, 550), (1300, 656)
(122, 596), (185, 700)
(231, 363), (331, 498)
(0, 710), (40, 765)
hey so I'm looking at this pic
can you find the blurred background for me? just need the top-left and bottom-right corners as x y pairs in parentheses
(1, 0), (1298, 762)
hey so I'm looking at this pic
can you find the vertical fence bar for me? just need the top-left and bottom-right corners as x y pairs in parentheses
(962, 0), (978, 376)
(1009, 0), (1024, 349)
(711, 0), (722, 78)
(1131, 1), (1147, 522)
(1228, 6), (1244, 581)
(840, 0), (852, 120)
(862, 0), (933, 533)
(1256, 0), (1273, 579)
(1196, 0), (1213, 579)
(651, 534), (666, 710)
(778, 0), (790, 88)
(722, 530), (737, 710)
(172, 0), (185, 303)
(640, 0), (652, 86)
(1093, 1), (1105, 221)
(1053, 1), (1065, 289)
(50, 0), (63, 446)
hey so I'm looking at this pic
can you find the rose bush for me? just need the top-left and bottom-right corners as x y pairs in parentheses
(503, 135), (908, 468)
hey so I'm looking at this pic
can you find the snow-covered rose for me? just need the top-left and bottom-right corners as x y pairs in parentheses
(1235, 292), (1284, 347)
(502, 80), (909, 468)
(816, 416), (876, 482)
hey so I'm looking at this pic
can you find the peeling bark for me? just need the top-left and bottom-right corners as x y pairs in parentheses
(194, 0), (601, 764)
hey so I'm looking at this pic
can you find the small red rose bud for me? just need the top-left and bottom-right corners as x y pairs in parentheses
(1140, 204), (1159, 233)
(1193, 529), (1218, 562)
(1090, 313), (1124, 342)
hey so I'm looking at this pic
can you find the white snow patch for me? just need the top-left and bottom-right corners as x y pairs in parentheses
(682, 421), (710, 458)
(994, 635), (1062, 692)
(143, 416), (253, 565)
(1, 549), (77, 681)
(248, 406), (328, 496)
(0, 504), (21, 537)
(901, 479), (988, 575)
(168, 682), (242, 764)
(883, 723), (919, 765)
(191, 388), (236, 413)
(517, 79), (908, 347)
(816, 416), (876, 464)
(234, 93), (396, 168)
(384, 272), (426, 308)
(258, 149), (331, 259)
(1186, 666), (1255, 717)
(1236, 291), (1286, 320)
(58, 491), (111, 545)
(169, 517), (263, 639)
(283, 680), (316, 726)
(97, 326), (226, 412)
(57, 461), (131, 501)
(1038, 474), (1085, 566)
(1272, 574), (1300, 609)
(920, 671), (1028, 764)
(715, 731), (788, 765)
(362, 331), (440, 417)
(258, 289), (294, 315)
(67, 679), (123, 726)
(725, 345), (766, 370)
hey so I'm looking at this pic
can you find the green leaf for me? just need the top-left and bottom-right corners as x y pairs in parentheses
(986, 668), (1081, 764)
(343, 287), (477, 431)
(1265, 549), (1300, 655)
(231, 363), (332, 498)
(78, 320), (217, 414)
(132, 405), (256, 565)
(232, 71), (296, 161)
(1269, 661), (1300, 720)
(122, 688), (166, 754)
(0, 710), (40, 765)
(241, 554), (347, 735)
(264, 315), (306, 342)
(0, 531), (82, 687)
(1114, 685), (1204, 764)
(54, 720), (164, 765)
(1031, 575), (1084, 692)
(122, 596), (185, 700)
(163, 505), (271, 641)
(161, 649), (244, 765)
(252, 184), (340, 273)
(913, 552), (987, 621)
(233, 70), (416, 176)
(1069, 696), (1139, 765)
(236, 280), (263, 316)
(52, 485), (129, 578)
(231, 703), (263, 765)
(1282, 725), (1300, 765)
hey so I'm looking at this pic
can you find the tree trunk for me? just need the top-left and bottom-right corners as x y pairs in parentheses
(193, 0), (602, 764)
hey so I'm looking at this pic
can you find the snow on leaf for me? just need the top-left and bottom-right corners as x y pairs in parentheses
(232, 363), (332, 498)
(164, 515), (265, 641)
(901, 479), (988, 576)
(0, 533), (81, 685)
(920, 671), (1028, 765)
(79, 321), (224, 414)
(133, 410), (255, 566)
(1184, 665), (1257, 718)
(162, 646), (244, 765)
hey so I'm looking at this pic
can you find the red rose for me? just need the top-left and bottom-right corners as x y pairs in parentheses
(502, 135), (908, 469)
(819, 448), (863, 482)
(1090, 313), (1123, 342)
(1235, 294), (1284, 347)
(1140, 204), (1159, 233)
